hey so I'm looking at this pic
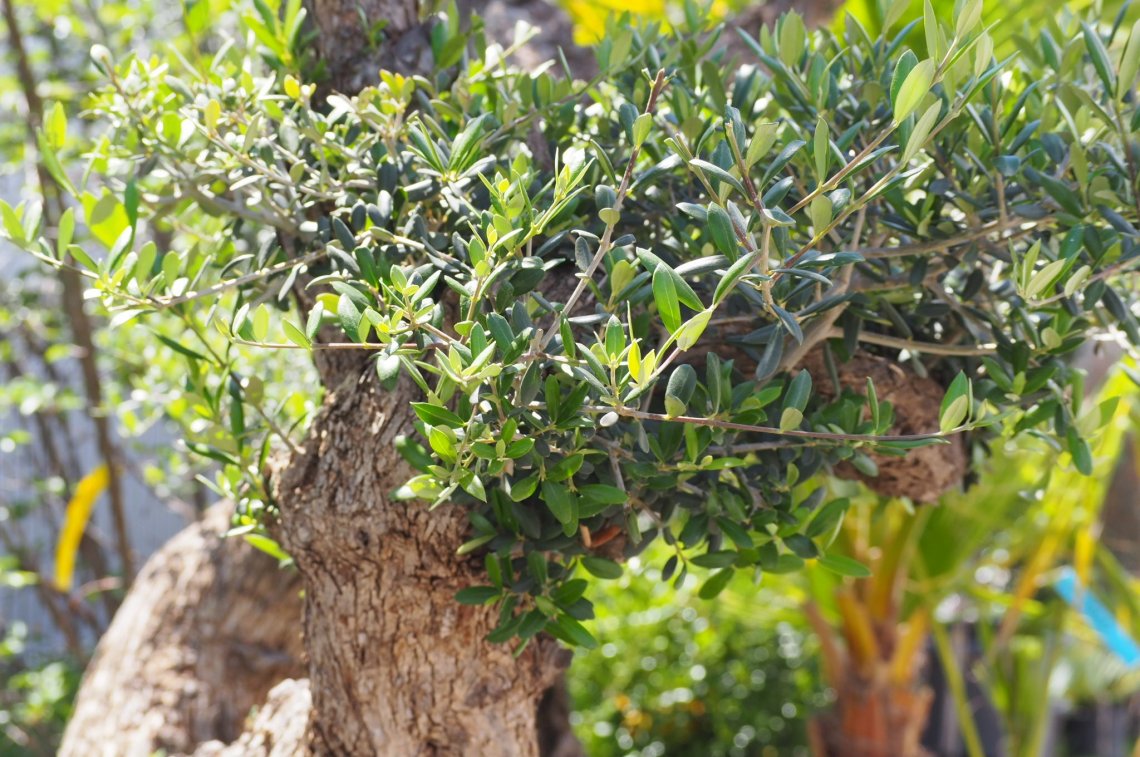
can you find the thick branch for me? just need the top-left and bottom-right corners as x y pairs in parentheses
(59, 503), (304, 757)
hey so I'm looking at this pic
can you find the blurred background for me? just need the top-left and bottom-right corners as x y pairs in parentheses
(2, 0), (1140, 755)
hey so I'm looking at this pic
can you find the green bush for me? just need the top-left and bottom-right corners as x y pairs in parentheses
(0, 624), (80, 757)
(6, 0), (1140, 651)
(571, 548), (821, 756)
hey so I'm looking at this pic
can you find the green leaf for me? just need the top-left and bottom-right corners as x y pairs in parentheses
(1081, 22), (1116, 94)
(778, 12), (806, 68)
(508, 474), (539, 502)
(305, 301), (325, 341)
(455, 586), (500, 605)
(541, 481), (577, 528)
(866, 378), (881, 429)
(691, 159), (745, 195)
(954, 0), (982, 39)
(448, 114), (489, 172)
(632, 112), (652, 148)
(893, 59), (934, 125)
(783, 534), (818, 559)
(506, 438), (535, 458)
(154, 333), (208, 362)
(412, 402), (464, 428)
(760, 207), (795, 227)
(1118, 20), (1140, 101)
(715, 516), (754, 549)
(713, 252), (756, 304)
(805, 497), (850, 538)
(784, 369), (812, 412)
(808, 195), (832, 232)
(771, 303), (802, 343)
(0, 200), (24, 245)
(82, 191), (129, 250)
(45, 101), (67, 149)
(939, 395), (969, 433)
(691, 550), (738, 569)
(1067, 428), (1093, 475)
(336, 292), (363, 341)
(940, 371), (968, 418)
(244, 534), (292, 564)
(901, 102), (941, 164)
(812, 117), (829, 180)
(124, 178), (139, 231)
(745, 122), (778, 167)
(581, 557), (623, 579)
(1026, 258), (1066, 299)
(665, 364), (697, 417)
(428, 426), (457, 462)
(456, 533), (495, 555)
(604, 315), (624, 358)
(652, 266), (681, 333)
(706, 203), (739, 259)
(698, 568), (735, 599)
(283, 319), (311, 349)
(779, 407), (803, 432)
(547, 453), (584, 482)
(252, 304), (270, 342)
(923, 0), (942, 61)
(580, 484), (627, 505)
(204, 98), (220, 131)
(551, 614), (598, 649)
(675, 310), (711, 350)
(817, 554), (872, 577)
(67, 244), (97, 271)
(640, 253), (704, 312)
(890, 51), (918, 108)
(36, 132), (77, 197)
(56, 207), (75, 257)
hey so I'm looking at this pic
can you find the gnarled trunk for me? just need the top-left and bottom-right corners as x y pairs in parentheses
(270, 371), (568, 754)
(58, 503), (305, 756)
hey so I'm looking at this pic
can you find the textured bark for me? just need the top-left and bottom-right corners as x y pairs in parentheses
(59, 503), (304, 757)
(802, 350), (967, 503)
(268, 370), (569, 755)
(193, 679), (312, 757)
(808, 685), (934, 757)
(310, 0), (428, 91)
(457, 0), (596, 75)
(536, 678), (586, 757)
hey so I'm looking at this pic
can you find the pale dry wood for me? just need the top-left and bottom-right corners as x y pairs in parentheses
(59, 503), (304, 757)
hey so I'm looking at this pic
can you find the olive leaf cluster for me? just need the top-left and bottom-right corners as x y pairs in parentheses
(7, 0), (1140, 648)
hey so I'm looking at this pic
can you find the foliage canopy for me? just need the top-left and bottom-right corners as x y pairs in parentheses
(6, 0), (1140, 648)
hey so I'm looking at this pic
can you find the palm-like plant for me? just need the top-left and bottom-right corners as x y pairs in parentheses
(803, 365), (1140, 757)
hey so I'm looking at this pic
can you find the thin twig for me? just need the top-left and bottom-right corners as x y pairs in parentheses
(825, 328), (996, 357)
(586, 405), (961, 443)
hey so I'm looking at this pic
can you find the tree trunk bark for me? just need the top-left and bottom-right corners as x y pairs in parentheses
(269, 371), (568, 755)
(58, 503), (305, 757)
(309, 0), (430, 91)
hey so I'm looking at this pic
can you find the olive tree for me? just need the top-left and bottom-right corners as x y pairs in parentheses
(7, 0), (1140, 753)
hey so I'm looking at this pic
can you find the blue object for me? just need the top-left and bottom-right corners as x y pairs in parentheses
(1054, 567), (1140, 668)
